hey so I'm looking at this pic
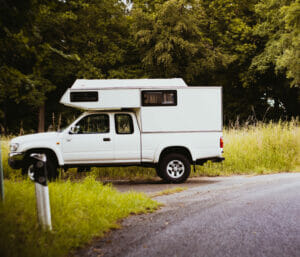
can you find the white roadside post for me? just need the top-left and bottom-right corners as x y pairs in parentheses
(29, 153), (52, 230)
(0, 140), (4, 201)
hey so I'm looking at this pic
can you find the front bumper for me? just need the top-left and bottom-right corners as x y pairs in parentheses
(8, 152), (25, 169)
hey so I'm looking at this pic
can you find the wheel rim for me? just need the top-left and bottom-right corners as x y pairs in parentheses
(166, 160), (185, 179)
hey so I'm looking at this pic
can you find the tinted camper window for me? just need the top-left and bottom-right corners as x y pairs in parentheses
(142, 90), (177, 106)
(70, 91), (98, 102)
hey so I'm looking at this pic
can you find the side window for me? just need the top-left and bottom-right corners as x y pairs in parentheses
(73, 114), (109, 134)
(70, 91), (98, 102)
(115, 114), (134, 134)
(142, 90), (177, 106)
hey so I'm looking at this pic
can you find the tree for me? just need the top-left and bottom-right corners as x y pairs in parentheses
(199, 0), (263, 122)
(251, 0), (299, 87)
(0, 0), (80, 133)
(0, 0), (130, 133)
(130, 0), (234, 83)
(0, 0), (298, 133)
(244, 0), (300, 119)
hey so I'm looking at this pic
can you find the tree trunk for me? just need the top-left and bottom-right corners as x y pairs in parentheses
(3, 100), (7, 135)
(38, 104), (45, 132)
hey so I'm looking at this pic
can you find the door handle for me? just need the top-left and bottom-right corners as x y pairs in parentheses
(103, 138), (111, 142)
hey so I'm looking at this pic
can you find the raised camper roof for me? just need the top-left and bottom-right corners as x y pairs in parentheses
(60, 78), (188, 110)
(70, 78), (187, 90)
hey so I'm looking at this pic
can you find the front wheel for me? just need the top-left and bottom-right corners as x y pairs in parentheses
(22, 155), (58, 181)
(158, 153), (191, 183)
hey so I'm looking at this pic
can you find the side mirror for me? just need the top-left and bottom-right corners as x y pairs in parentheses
(69, 125), (80, 134)
(69, 127), (75, 134)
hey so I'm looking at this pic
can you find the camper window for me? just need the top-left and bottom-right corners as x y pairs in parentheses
(115, 114), (134, 134)
(70, 91), (98, 102)
(73, 114), (109, 134)
(142, 90), (177, 106)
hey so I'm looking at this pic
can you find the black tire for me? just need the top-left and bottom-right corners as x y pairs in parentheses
(155, 166), (164, 179)
(158, 153), (191, 183)
(22, 154), (58, 181)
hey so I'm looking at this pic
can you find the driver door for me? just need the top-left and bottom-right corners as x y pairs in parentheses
(62, 113), (114, 163)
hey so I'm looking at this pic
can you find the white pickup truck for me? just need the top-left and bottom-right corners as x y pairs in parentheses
(8, 78), (224, 183)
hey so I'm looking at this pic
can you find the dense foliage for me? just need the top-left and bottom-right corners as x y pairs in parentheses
(0, 0), (299, 134)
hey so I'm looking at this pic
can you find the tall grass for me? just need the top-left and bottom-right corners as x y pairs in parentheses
(196, 120), (300, 176)
(0, 136), (14, 178)
(0, 177), (158, 257)
(1, 121), (299, 179)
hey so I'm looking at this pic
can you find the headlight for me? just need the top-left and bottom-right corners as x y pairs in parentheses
(10, 143), (19, 152)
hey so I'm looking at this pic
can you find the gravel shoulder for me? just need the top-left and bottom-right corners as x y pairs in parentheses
(74, 173), (300, 257)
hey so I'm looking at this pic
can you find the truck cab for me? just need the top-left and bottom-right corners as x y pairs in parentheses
(62, 111), (140, 165)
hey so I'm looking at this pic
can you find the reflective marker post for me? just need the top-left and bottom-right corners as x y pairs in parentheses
(0, 140), (4, 202)
(29, 153), (52, 230)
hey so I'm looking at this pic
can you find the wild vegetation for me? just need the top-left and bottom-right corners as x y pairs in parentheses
(196, 121), (300, 176)
(0, 0), (299, 134)
(0, 177), (158, 257)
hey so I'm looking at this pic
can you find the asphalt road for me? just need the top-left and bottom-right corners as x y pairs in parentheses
(74, 173), (300, 257)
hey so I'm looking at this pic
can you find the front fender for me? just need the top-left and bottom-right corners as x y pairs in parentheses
(20, 142), (64, 166)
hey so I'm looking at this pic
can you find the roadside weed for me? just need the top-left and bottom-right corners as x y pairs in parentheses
(195, 121), (300, 176)
(0, 177), (158, 257)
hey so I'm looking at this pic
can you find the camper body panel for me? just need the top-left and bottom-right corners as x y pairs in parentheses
(70, 78), (187, 89)
(140, 88), (222, 132)
(61, 86), (222, 133)
(61, 88), (141, 110)
(60, 78), (187, 110)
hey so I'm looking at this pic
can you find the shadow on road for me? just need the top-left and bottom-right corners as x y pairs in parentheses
(104, 177), (220, 194)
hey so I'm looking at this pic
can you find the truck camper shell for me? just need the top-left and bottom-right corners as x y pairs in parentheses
(9, 78), (224, 184)
(60, 78), (187, 109)
(60, 78), (223, 132)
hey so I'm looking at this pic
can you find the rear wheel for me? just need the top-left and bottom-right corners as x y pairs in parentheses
(158, 153), (191, 183)
(22, 154), (58, 181)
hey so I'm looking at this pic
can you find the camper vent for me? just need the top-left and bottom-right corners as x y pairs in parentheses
(70, 91), (98, 102)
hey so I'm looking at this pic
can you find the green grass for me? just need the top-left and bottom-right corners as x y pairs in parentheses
(1, 121), (299, 179)
(0, 137), (15, 179)
(195, 120), (300, 176)
(0, 177), (158, 257)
